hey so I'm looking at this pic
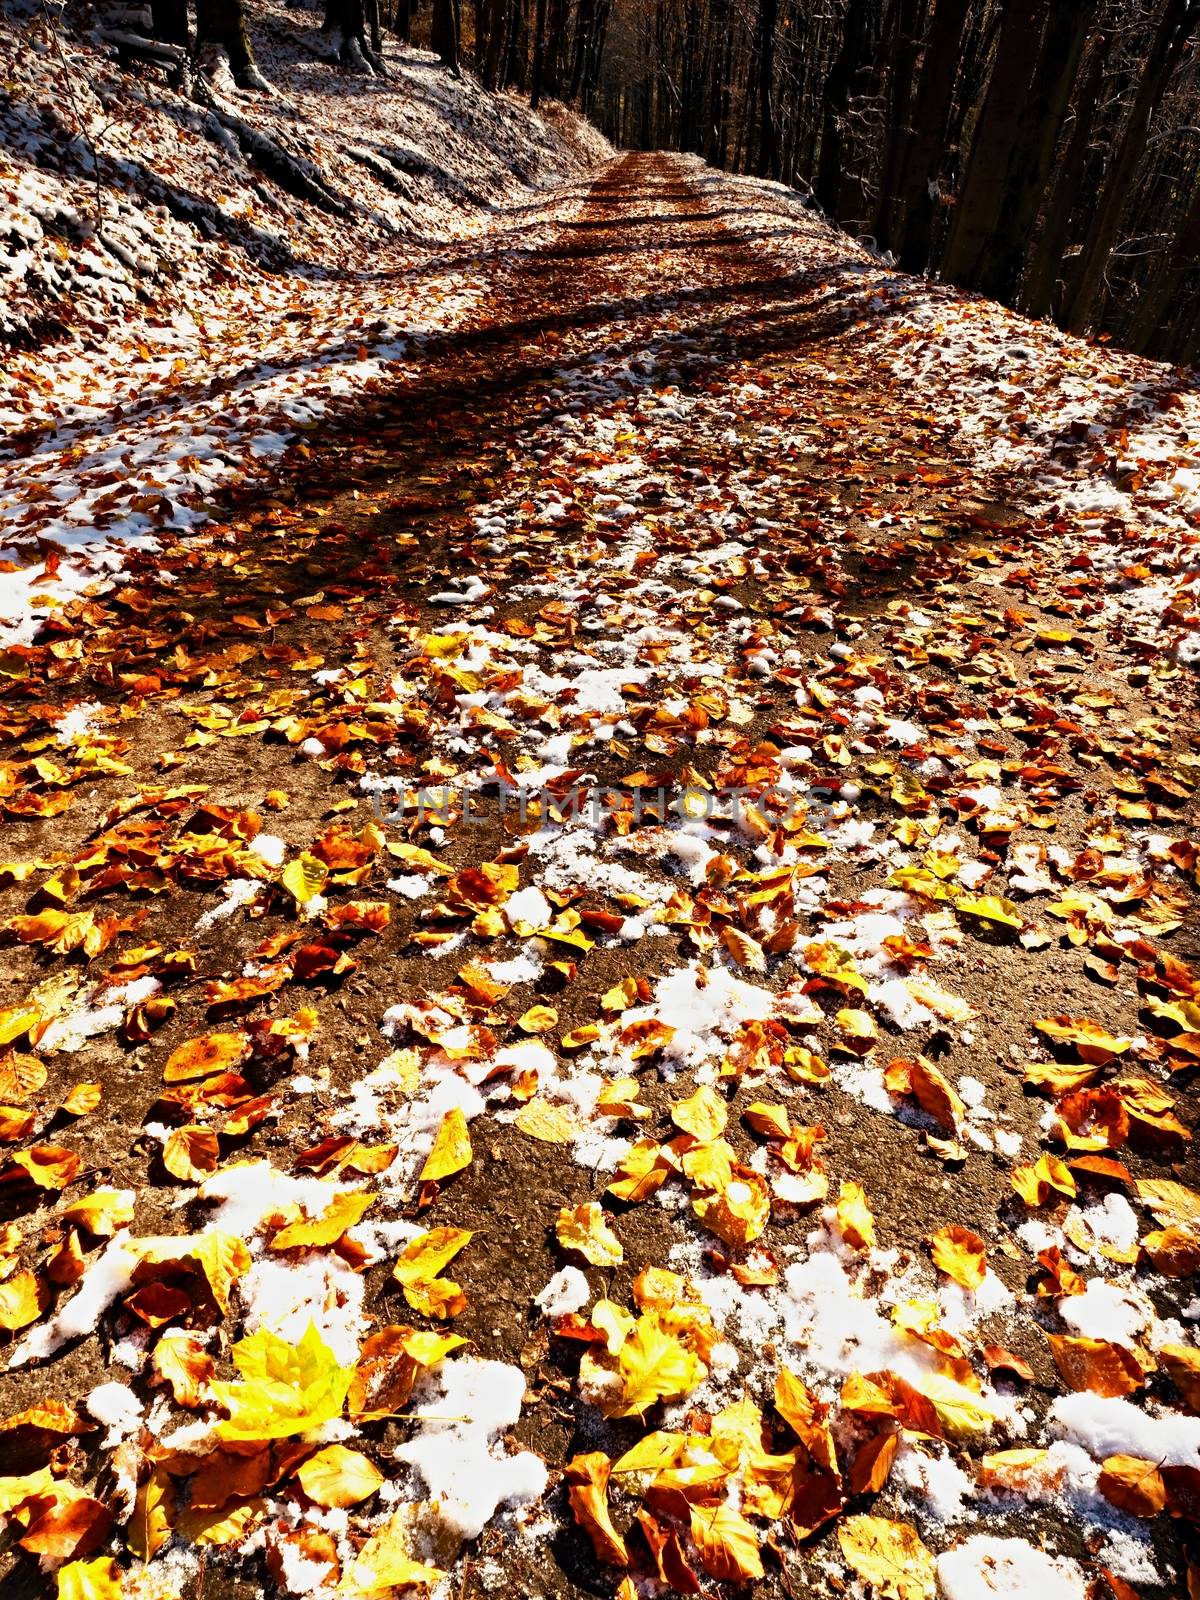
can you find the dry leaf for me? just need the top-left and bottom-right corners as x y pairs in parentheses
(837, 1515), (936, 1600)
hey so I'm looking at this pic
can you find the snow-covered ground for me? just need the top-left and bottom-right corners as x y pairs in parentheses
(0, 0), (609, 641)
(710, 164), (1200, 672)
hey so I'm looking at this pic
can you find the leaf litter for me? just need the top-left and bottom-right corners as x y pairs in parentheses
(0, 46), (1198, 1600)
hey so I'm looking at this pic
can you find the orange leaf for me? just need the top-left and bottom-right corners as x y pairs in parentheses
(928, 1225), (986, 1290)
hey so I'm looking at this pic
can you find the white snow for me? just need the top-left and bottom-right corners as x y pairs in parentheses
(936, 1536), (1086, 1600)
(534, 1267), (590, 1318)
(393, 1359), (548, 1542)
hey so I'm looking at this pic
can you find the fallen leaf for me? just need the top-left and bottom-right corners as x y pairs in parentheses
(837, 1514), (935, 1600)
(295, 1444), (383, 1508)
(556, 1201), (623, 1267)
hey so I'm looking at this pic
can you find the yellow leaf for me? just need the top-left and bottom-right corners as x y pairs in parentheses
(341, 1509), (444, 1592)
(556, 1202), (623, 1267)
(418, 1108), (472, 1184)
(1161, 1343), (1200, 1411)
(606, 1312), (706, 1418)
(929, 1225), (986, 1290)
(692, 1170), (770, 1247)
(61, 1082), (101, 1117)
(915, 1373), (999, 1440)
(838, 1515), (936, 1600)
(514, 1097), (578, 1144)
(743, 1102), (791, 1139)
(211, 1323), (353, 1441)
(161, 1125), (220, 1183)
(57, 1558), (122, 1600)
(670, 1084), (727, 1142)
(0, 1005), (39, 1048)
(163, 1032), (248, 1084)
(1046, 1333), (1147, 1397)
(177, 1500), (263, 1546)
(1136, 1177), (1200, 1228)
(600, 978), (639, 1013)
(0, 1467), (54, 1515)
(282, 853), (329, 907)
(0, 1270), (50, 1331)
(393, 1227), (472, 1320)
(955, 894), (1023, 930)
(1034, 1015), (1130, 1065)
(128, 1467), (174, 1562)
(270, 1191), (375, 1251)
(517, 1004), (558, 1034)
(565, 1453), (628, 1566)
(1098, 1454), (1167, 1517)
(720, 926), (766, 972)
(1011, 1152), (1076, 1206)
(689, 1502), (764, 1582)
(606, 1139), (672, 1203)
(836, 1181), (876, 1251)
(295, 1444), (383, 1508)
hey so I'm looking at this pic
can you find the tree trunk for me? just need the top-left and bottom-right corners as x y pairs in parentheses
(482, 0), (507, 88)
(323, 0), (386, 72)
(872, 0), (922, 246)
(431, 0), (461, 72)
(195, 0), (266, 88)
(151, 0), (188, 49)
(815, 0), (868, 216)
(1020, 29), (1113, 316)
(1128, 175), (1200, 354)
(957, 0), (1094, 300)
(755, 0), (779, 178)
(1063, 0), (1197, 334)
(392, 0), (415, 44)
(939, 0), (1049, 287)
(530, 0), (548, 106)
(892, 0), (969, 270)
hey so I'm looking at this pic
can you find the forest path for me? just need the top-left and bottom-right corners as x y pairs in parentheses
(0, 153), (1195, 1600)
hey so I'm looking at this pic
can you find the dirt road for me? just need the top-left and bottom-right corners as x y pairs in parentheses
(0, 153), (1195, 1600)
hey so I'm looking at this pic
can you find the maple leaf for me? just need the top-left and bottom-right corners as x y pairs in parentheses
(211, 1323), (353, 1441)
(604, 1311), (706, 1418)
(837, 1515), (936, 1600)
